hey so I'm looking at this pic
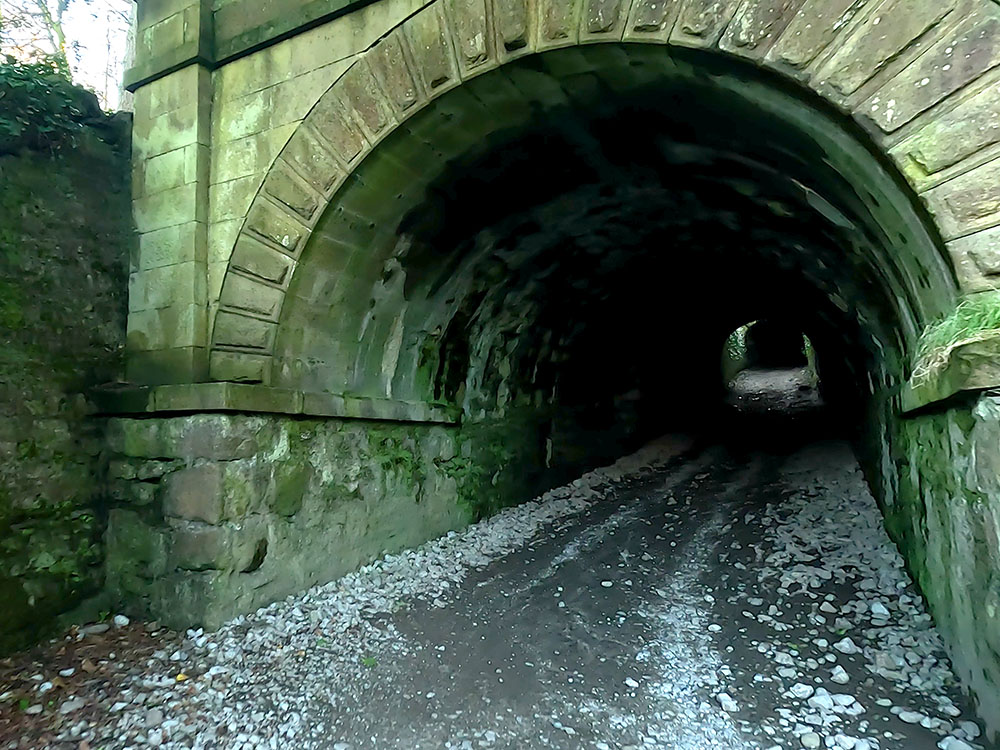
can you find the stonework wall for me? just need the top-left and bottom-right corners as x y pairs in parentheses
(884, 393), (1000, 727)
(104, 414), (469, 628)
(126, 0), (433, 384)
(0, 101), (132, 652)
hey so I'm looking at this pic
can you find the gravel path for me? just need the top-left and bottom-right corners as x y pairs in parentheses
(5, 372), (994, 750)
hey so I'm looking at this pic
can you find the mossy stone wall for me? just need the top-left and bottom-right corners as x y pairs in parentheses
(105, 415), (472, 628)
(880, 393), (1000, 727)
(0, 107), (132, 652)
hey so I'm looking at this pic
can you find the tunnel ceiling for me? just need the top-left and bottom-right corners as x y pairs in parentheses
(264, 45), (957, 419)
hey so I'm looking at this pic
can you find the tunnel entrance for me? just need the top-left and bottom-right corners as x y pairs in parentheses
(268, 44), (958, 515)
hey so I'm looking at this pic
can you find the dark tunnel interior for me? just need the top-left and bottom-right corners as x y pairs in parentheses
(274, 44), (959, 505)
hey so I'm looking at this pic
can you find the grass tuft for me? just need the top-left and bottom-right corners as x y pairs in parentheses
(912, 291), (1000, 383)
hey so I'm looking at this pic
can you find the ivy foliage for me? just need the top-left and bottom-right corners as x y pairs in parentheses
(0, 56), (97, 153)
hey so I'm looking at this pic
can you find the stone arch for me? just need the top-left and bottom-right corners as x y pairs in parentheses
(207, 0), (1000, 387)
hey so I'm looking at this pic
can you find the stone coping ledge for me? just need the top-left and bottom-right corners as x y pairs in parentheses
(902, 333), (1000, 413)
(91, 382), (459, 424)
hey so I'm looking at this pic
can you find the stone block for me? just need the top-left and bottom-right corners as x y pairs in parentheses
(209, 173), (264, 225)
(817, 0), (956, 97)
(538, 0), (582, 48)
(106, 508), (169, 579)
(262, 162), (322, 222)
(107, 419), (164, 458)
(126, 303), (207, 352)
(623, 0), (677, 38)
(670, 0), (740, 48)
(891, 76), (1000, 185)
(143, 11), (186, 60)
(272, 459), (313, 516)
(766, 0), (868, 70)
(405, 4), (459, 94)
(229, 236), (295, 286)
(133, 97), (209, 161)
(972, 396), (1000, 495)
(580, 0), (627, 39)
(209, 349), (272, 382)
(128, 261), (207, 312)
(948, 225), (1000, 292)
(862, 8), (1000, 132)
(149, 570), (228, 630)
(133, 182), (205, 234)
(244, 199), (308, 256)
(283, 124), (344, 193)
(162, 463), (224, 523)
(307, 98), (369, 170)
(924, 156), (1000, 240)
(212, 310), (278, 351)
(210, 124), (297, 185)
(719, 0), (800, 57)
(134, 222), (208, 272)
(339, 59), (397, 138)
(169, 521), (229, 570)
(146, 62), (209, 120)
(169, 415), (268, 459)
(218, 272), (286, 319)
(369, 32), (422, 115)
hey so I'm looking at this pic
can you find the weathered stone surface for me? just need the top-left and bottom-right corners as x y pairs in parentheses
(891, 78), (1000, 180)
(405, 4), (458, 92)
(719, 0), (800, 56)
(766, 0), (872, 71)
(948, 226), (1000, 292)
(244, 198), (308, 256)
(817, 0), (956, 97)
(862, 8), (1000, 132)
(212, 310), (278, 351)
(670, 0), (740, 47)
(210, 350), (272, 383)
(229, 236), (295, 286)
(448, 0), (493, 70)
(162, 464), (225, 523)
(368, 32), (421, 114)
(624, 0), (678, 36)
(105, 415), (474, 628)
(281, 124), (344, 194)
(539, 0), (581, 45)
(582, 0), (626, 36)
(924, 156), (1000, 239)
(887, 393), (1000, 730)
(261, 163), (322, 222)
(493, 0), (533, 55)
(219, 272), (286, 319)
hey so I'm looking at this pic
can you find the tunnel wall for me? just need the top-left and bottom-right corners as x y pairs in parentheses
(876, 393), (1000, 728)
(104, 414), (470, 628)
(0, 77), (132, 653)
(124, 0), (1000, 385)
(102, 404), (643, 627)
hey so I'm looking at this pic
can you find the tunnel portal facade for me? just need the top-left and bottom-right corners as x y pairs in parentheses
(110, 0), (1000, 728)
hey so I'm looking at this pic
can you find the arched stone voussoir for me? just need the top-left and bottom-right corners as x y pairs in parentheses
(207, 0), (1000, 385)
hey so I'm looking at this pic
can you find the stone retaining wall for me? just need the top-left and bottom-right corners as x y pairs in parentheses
(886, 392), (1000, 727)
(104, 414), (470, 627)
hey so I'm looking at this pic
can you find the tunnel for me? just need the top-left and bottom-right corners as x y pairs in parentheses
(268, 44), (956, 514)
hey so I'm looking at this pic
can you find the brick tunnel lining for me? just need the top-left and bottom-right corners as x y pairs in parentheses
(272, 45), (957, 473)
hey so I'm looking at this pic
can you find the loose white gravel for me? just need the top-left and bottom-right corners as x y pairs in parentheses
(42, 433), (989, 750)
(91, 438), (692, 749)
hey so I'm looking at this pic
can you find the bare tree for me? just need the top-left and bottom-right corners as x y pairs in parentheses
(0, 0), (73, 73)
(1, 0), (134, 108)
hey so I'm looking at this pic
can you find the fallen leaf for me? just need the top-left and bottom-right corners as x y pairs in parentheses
(175, 673), (188, 682)
(79, 741), (91, 750)
(80, 659), (97, 673)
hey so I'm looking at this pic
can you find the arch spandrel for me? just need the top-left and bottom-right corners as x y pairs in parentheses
(207, 0), (1000, 395)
